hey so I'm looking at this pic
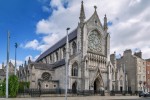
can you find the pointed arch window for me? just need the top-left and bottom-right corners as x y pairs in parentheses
(63, 48), (66, 58)
(72, 41), (77, 55)
(56, 52), (58, 61)
(72, 62), (78, 76)
(49, 55), (52, 63)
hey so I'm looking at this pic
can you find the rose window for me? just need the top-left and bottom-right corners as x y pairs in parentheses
(42, 72), (52, 81)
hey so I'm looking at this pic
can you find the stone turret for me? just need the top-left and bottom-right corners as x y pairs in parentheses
(79, 1), (85, 27)
(2, 62), (4, 69)
(134, 51), (142, 58)
(123, 49), (132, 56)
(104, 14), (108, 32)
(110, 52), (116, 67)
(28, 57), (31, 64)
(24, 60), (27, 67)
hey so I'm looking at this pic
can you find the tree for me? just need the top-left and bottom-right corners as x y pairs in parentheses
(8, 75), (19, 97)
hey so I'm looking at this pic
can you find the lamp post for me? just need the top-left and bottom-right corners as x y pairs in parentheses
(65, 27), (70, 100)
(6, 31), (10, 98)
(14, 42), (18, 75)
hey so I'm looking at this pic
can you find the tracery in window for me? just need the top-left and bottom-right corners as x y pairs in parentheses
(72, 42), (77, 55)
(71, 62), (78, 76)
(42, 72), (52, 81)
(56, 52), (58, 61)
(63, 48), (66, 58)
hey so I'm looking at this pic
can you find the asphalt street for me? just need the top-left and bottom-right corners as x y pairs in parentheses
(0, 96), (150, 100)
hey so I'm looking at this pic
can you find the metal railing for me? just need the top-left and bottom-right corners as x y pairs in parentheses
(18, 89), (105, 97)
(110, 91), (132, 96)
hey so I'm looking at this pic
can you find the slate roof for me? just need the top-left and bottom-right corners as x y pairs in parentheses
(31, 63), (54, 71)
(52, 59), (65, 69)
(31, 59), (65, 70)
(36, 28), (77, 62)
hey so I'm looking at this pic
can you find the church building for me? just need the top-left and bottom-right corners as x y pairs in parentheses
(18, 1), (116, 93)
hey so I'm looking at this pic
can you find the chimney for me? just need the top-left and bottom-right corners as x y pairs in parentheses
(134, 51), (142, 58)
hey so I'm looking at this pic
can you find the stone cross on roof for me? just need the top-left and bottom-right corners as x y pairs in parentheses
(94, 5), (97, 11)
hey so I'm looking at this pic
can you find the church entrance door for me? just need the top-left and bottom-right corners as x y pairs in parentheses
(120, 86), (123, 92)
(72, 82), (77, 94)
(94, 78), (101, 94)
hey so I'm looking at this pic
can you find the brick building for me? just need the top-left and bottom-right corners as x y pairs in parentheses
(146, 59), (150, 92)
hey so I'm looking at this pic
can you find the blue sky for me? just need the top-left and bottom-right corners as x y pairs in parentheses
(0, 0), (51, 65)
(0, 0), (150, 67)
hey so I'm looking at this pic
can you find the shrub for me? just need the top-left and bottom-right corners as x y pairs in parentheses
(0, 75), (19, 97)
(18, 82), (30, 92)
(8, 75), (19, 97)
(0, 82), (3, 96)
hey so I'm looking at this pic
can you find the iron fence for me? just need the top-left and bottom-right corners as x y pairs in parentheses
(110, 91), (132, 96)
(17, 88), (105, 97)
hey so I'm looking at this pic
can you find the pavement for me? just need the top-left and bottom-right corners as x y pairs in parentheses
(0, 96), (150, 100)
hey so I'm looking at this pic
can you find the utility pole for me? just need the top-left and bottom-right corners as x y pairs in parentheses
(14, 42), (18, 75)
(65, 27), (70, 100)
(6, 31), (10, 98)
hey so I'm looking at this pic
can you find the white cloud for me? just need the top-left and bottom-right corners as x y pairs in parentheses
(24, 39), (43, 51)
(42, 6), (51, 12)
(25, 55), (40, 62)
(25, 39), (39, 49)
(23, 0), (150, 59)
(0, 64), (2, 69)
(129, 0), (141, 6)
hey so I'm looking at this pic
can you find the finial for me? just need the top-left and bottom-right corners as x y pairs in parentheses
(79, 0), (85, 23)
(94, 5), (97, 11)
(105, 14), (106, 17)
(81, 0), (83, 4)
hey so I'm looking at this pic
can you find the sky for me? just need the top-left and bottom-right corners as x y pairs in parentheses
(0, 0), (150, 68)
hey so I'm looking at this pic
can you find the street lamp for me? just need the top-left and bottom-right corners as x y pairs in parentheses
(65, 27), (70, 100)
(14, 42), (18, 75)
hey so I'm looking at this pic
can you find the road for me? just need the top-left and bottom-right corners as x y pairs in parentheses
(0, 96), (150, 100)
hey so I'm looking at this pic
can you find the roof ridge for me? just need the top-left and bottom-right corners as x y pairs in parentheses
(36, 28), (77, 62)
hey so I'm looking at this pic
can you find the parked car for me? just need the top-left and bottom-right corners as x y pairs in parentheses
(139, 91), (150, 97)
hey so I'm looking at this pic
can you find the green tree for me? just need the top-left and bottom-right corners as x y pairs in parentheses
(0, 82), (3, 96)
(8, 75), (19, 97)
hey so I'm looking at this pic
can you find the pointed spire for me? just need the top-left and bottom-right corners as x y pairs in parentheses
(2, 62), (4, 69)
(28, 57), (31, 64)
(104, 14), (108, 32)
(24, 60), (27, 66)
(79, 1), (85, 24)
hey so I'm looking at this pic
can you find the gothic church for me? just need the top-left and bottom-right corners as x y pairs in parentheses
(18, 1), (116, 93)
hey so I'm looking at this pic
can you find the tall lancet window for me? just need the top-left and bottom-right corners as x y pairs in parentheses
(56, 52), (58, 61)
(63, 47), (66, 58)
(49, 55), (52, 63)
(71, 62), (78, 76)
(72, 41), (77, 55)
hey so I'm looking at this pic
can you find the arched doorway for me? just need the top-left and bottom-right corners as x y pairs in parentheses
(94, 78), (101, 93)
(72, 82), (77, 94)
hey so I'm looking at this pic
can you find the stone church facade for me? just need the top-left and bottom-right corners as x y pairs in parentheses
(18, 1), (116, 93)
